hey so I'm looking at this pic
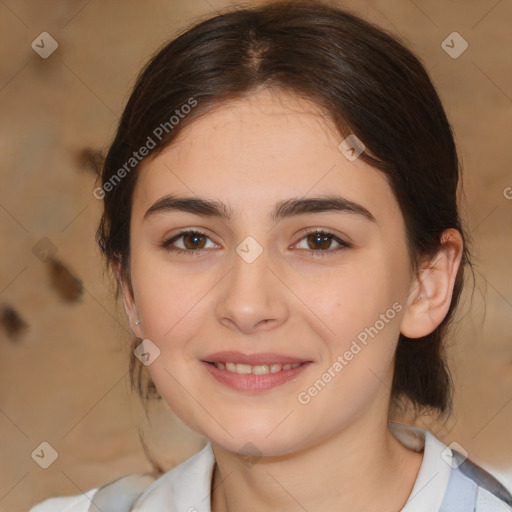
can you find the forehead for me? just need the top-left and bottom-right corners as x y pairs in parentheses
(132, 89), (398, 223)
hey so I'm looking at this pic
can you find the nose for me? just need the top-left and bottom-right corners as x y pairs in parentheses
(215, 246), (289, 335)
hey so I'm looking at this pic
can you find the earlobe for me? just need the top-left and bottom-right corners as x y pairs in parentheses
(112, 259), (143, 338)
(400, 229), (464, 339)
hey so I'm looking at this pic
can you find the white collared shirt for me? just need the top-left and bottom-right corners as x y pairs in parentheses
(29, 422), (512, 512)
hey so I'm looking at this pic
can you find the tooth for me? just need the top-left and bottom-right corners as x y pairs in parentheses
(236, 363), (252, 374)
(214, 361), (303, 374)
(252, 365), (269, 375)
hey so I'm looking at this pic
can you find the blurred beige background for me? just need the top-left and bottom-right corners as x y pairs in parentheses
(0, 0), (511, 510)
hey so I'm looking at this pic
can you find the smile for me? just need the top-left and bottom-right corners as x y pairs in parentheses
(202, 360), (312, 391)
(208, 361), (304, 374)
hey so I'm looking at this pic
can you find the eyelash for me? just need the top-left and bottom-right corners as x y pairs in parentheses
(161, 228), (351, 258)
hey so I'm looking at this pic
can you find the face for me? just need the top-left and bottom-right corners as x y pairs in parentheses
(122, 89), (415, 456)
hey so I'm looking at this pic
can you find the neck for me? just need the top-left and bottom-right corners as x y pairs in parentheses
(210, 416), (423, 512)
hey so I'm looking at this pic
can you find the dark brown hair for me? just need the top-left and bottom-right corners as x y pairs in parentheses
(96, 0), (472, 419)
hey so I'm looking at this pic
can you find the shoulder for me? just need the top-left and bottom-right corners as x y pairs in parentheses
(476, 486), (512, 512)
(441, 449), (512, 512)
(28, 443), (213, 512)
(28, 474), (156, 512)
(388, 423), (512, 512)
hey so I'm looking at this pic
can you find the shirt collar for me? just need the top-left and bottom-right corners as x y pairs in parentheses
(389, 421), (453, 512)
(132, 440), (215, 512)
(131, 422), (453, 512)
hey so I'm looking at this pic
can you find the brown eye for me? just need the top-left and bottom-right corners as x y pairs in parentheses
(294, 230), (350, 257)
(306, 232), (334, 250)
(161, 230), (219, 253)
(182, 232), (207, 250)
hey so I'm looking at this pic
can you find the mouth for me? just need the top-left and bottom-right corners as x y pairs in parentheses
(200, 351), (313, 391)
(205, 361), (305, 374)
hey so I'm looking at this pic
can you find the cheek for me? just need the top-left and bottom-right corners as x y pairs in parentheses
(290, 258), (401, 344)
(294, 268), (403, 419)
(130, 255), (217, 431)
(131, 247), (214, 341)
(293, 260), (406, 410)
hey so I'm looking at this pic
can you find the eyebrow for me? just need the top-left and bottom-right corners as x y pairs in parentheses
(143, 194), (376, 223)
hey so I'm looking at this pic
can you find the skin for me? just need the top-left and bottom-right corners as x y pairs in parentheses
(118, 88), (464, 512)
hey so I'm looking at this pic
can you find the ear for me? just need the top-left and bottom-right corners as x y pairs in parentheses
(112, 259), (143, 339)
(401, 228), (464, 338)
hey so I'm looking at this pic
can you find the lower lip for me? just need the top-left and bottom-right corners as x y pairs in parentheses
(201, 361), (312, 392)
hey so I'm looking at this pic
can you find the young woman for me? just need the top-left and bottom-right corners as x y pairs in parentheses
(30, 1), (512, 511)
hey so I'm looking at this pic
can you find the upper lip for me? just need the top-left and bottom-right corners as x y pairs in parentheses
(202, 351), (311, 365)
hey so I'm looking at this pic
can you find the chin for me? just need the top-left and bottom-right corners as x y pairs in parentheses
(209, 427), (309, 459)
